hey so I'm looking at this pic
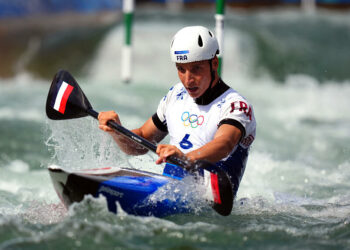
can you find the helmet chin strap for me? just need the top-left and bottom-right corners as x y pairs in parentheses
(195, 59), (216, 105)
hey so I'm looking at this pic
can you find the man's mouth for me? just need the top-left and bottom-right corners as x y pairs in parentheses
(187, 87), (198, 94)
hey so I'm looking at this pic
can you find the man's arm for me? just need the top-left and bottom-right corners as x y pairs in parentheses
(156, 124), (242, 164)
(187, 124), (241, 162)
(98, 111), (167, 155)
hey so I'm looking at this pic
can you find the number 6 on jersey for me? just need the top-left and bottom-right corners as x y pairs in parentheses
(179, 134), (193, 150)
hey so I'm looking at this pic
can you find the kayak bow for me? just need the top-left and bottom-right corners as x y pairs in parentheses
(49, 165), (198, 217)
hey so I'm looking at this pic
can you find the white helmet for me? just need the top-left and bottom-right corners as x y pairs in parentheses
(170, 26), (219, 63)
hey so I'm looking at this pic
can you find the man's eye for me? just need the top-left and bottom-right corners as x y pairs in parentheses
(177, 67), (185, 73)
(193, 66), (201, 72)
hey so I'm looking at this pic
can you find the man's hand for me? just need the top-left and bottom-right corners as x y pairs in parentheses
(98, 111), (121, 134)
(156, 144), (188, 165)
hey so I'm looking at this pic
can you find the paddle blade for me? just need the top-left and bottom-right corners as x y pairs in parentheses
(196, 160), (234, 216)
(46, 70), (92, 120)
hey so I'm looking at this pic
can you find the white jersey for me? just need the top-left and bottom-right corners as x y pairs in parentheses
(152, 80), (256, 159)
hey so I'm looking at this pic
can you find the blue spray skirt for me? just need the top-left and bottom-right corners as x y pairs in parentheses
(48, 166), (193, 217)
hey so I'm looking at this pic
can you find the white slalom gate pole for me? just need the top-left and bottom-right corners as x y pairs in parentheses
(121, 0), (134, 83)
(215, 0), (225, 77)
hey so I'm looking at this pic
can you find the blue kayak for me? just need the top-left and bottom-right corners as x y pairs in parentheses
(48, 166), (195, 217)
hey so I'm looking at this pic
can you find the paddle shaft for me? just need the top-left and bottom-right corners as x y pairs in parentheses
(87, 109), (189, 168)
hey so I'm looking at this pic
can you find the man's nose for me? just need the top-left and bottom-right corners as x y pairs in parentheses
(184, 70), (194, 84)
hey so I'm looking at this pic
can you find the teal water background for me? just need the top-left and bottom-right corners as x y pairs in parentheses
(1, 8), (350, 249)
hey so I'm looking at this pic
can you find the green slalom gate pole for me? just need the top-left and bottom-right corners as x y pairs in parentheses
(121, 0), (134, 83)
(215, 0), (225, 77)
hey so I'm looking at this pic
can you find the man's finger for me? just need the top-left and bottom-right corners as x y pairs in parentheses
(99, 125), (113, 132)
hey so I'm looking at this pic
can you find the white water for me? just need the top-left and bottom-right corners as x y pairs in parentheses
(0, 9), (350, 249)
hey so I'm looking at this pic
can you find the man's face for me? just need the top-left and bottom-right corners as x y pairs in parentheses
(176, 59), (215, 99)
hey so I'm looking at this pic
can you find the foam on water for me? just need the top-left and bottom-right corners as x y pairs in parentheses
(0, 72), (48, 122)
(1, 8), (350, 249)
(0, 160), (57, 201)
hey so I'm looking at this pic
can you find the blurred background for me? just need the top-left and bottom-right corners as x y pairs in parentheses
(1, 0), (350, 81)
(0, 1), (350, 249)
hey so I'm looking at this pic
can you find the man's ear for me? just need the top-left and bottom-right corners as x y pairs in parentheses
(212, 56), (219, 70)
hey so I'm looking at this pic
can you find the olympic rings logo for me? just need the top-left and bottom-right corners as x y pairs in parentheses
(181, 111), (204, 128)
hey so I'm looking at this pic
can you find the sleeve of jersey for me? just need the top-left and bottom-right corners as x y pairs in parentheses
(151, 87), (174, 133)
(218, 99), (254, 139)
(152, 113), (168, 133)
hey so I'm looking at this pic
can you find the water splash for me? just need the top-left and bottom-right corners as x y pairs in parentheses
(45, 117), (125, 170)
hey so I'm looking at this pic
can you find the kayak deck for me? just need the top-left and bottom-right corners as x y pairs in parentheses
(48, 166), (193, 217)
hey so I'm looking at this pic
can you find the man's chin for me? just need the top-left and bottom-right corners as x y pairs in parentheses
(187, 90), (201, 98)
(189, 93), (200, 99)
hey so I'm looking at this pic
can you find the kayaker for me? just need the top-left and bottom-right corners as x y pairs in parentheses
(98, 26), (256, 197)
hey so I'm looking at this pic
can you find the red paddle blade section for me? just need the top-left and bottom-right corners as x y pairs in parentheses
(202, 170), (233, 216)
(52, 81), (74, 114)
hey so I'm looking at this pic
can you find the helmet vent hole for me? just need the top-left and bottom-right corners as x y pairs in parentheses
(208, 31), (213, 37)
(198, 35), (203, 47)
(171, 39), (174, 48)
